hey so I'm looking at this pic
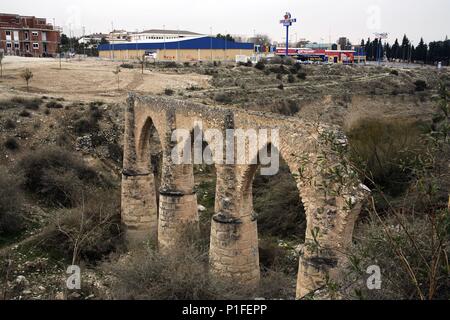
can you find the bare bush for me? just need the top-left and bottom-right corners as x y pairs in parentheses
(0, 167), (24, 235)
(103, 238), (295, 300)
(17, 146), (107, 207)
(347, 118), (426, 197)
(21, 69), (33, 92)
(340, 209), (449, 300)
(46, 190), (122, 264)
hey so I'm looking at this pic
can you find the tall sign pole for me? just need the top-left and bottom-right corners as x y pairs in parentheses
(374, 32), (388, 65)
(280, 12), (297, 57)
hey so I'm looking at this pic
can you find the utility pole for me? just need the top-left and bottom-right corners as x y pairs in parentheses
(224, 29), (227, 61)
(111, 21), (115, 60)
(210, 27), (213, 62)
(177, 26), (180, 62)
(135, 28), (139, 59)
(82, 26), (86, 58)
(163, 24), (166, 61)
(408, 41), (414, 64)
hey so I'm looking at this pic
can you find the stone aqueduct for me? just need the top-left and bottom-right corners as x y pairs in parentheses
(121, 94), (368, 299)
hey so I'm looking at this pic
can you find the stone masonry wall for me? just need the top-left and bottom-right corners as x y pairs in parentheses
(121, 94), (368, 299)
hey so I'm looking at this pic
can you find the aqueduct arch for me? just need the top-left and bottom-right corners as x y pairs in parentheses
(121, 94), (368, 299)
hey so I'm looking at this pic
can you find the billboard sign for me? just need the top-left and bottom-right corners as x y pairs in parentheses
(280, 12), (297, 27)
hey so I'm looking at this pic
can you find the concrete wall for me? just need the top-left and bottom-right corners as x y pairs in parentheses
(99, 48), (254, 61)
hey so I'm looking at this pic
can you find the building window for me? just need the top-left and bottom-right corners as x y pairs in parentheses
(32, 31), (39, 37)
(6, 31), (11, 36)
(14, 43), (19, 49)
(6, 42), (12, 48)
(33, 43), (39, 49)
(24, 31), (29, 40)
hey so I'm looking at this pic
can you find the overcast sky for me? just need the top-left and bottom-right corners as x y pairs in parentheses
(2, 0), (449, 44)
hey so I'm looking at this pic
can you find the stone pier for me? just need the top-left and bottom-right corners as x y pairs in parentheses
(121, 94), (368, 299)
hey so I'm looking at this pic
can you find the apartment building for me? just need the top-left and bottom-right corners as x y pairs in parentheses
(0, 13), (61, 57)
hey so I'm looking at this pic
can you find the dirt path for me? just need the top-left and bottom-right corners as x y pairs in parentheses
(0, 56), (211, 103)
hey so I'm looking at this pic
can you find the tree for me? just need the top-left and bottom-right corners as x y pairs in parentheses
(249, 34), (271, 47)
(216, 34), (235, 42)
(384, 42), (392, 60)
(60, 34), (69, 46)
(137, 54), (146, 75)
(401, 34), (410, 61)
(100, 37), (109, 45)
(21, 68), (33, 91)
(113, 66), (121, 91)
(415, 38), (428, 63)
(391, 39), (400, 60)
(0, 52), (3, 78)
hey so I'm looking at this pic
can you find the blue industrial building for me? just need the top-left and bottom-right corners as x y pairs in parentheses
(98, 36), (255, 61)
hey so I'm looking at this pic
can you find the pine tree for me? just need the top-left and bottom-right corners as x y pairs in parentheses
(384, 42), (392, 60)
(391, 39), (400, 60)
(415, 38), (427, 63)
(401, 34), (410, 61)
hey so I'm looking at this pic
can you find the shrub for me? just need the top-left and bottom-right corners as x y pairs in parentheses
(297, 72), (307, 80)
(347, 118), (425, 197)
(89, 104), (103, 120)
(4, 137), (19, 150)
(45, 190), (122, 264)
(414, 80), (427, 92)
(46, 101), (64, 109)
(277, 65), (290, 74)
(287, 74), (296, 83)
(12, 97), (42, 110)
(340, 210), (450, 300)
(4, 118), (16, 129)
(162, 61), (178, 68)
(0, 167), (24, 235)
(103, 229), (295, 300)
(253, 162), (306, 241)
(267, 56), (283, 64)
(19, 110), (31, 117)
(255, 61), (266, 70)
(290, 63), (302, 73)
(107, 142), (123, 165)
(272, 99), (300, 116)
(17, 146), (104, 207)
(0, 97), (42, 110)
(281, 57), (296, 65)
(120, 63), (134, 69)
(390, 69), (399, 76)
(164, 88), (174, 96)
(214, 92), (233, 104)
(278, 84), (284, 90)
(186, 85), (202, 91)
(73, 117), (99, 135)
